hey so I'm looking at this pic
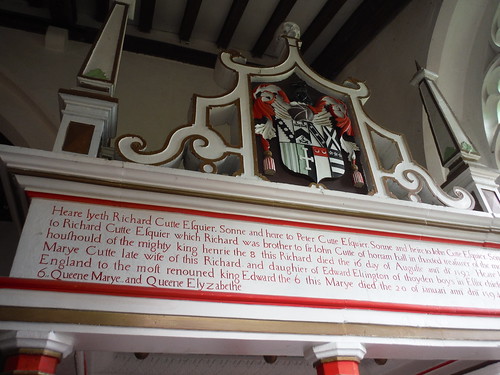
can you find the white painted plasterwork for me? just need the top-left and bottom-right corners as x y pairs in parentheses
(0, 330), (73, 357)
(1, 146), (497, 243)
(116, 28), (474, 210)
(482, 2), (500, 169)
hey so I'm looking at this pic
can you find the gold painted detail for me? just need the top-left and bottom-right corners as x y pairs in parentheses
(1, 306), (500, 342)
(318, 356), (361, 364)
(8, 348), (61, 359)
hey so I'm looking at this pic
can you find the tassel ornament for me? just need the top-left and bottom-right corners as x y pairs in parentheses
(260, 136), (276, 175)
(352, 159), (364, 188)
(263, 150), (276, 175)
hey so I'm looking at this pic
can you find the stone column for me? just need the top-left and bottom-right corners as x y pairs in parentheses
(305, 342), (366, 375)
(0, 331), (73, 375)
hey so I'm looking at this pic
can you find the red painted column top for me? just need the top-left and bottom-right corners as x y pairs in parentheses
(315, 358), (361, 375)
(305, 342), (366, 375)
(0, 331), (73, 375)
(2, 348), (61, 375)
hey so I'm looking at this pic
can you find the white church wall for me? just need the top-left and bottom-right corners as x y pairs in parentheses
(336, 0), (442, 168)
(0, 26), (224, 153)
(114, 50), (224, 152)
(0, 26), (76, 150)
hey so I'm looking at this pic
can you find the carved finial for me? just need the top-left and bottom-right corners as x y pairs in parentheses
(280, 22), (300, 39)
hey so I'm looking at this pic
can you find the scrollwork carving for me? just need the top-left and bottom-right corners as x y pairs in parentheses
(116, 22), (476, 210)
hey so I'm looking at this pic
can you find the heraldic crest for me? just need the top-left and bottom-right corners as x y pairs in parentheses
(253, 81), (364, 189)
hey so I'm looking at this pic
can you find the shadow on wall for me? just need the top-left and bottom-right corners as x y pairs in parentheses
(0, 70), (57, 150)
(0, 133), (19, 276)
(0, 222), (18, 276)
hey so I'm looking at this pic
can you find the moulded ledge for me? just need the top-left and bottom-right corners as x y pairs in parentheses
(0, 145), (498, 245)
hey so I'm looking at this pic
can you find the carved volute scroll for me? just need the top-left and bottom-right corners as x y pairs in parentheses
(116, 23), (474, 210)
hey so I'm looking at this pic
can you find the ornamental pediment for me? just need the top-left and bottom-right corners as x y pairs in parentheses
(115, 23), (472, 210)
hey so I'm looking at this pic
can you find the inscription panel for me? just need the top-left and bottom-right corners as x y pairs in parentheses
(10, 198), (500, 310)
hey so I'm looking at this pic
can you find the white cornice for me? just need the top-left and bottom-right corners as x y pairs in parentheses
(1, 145), (498, 244)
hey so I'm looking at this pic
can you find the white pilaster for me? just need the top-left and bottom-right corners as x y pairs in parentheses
(304, 342), (366, 363)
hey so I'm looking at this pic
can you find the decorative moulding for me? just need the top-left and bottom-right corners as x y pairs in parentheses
(117, 23), (474, 211)
(52, 90), (118, 157)
(304, 342), (366, 363)
(0, 145), (497, 245)
(0, 330), (73, 358)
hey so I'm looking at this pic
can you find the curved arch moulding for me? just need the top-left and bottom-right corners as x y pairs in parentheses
(116, 23), (473, 210)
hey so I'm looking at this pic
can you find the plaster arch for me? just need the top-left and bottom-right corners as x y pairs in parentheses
(425, 0), (498, 177)
(0, 69), (57, 150)
(482, 56), (500, 168)
(481, 3), (500, 169)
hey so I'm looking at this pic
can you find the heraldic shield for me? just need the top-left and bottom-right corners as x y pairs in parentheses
(253, 82), (363, 188)
(276, 115), (344, 183)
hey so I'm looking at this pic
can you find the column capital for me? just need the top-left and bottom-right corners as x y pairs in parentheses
(304, 342), (366, 364)
(0, 331), (73, 358)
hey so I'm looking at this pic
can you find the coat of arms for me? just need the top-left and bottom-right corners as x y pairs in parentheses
(253, 83), (364, 188)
